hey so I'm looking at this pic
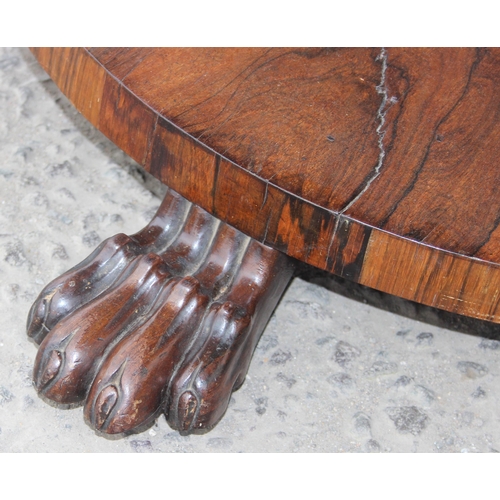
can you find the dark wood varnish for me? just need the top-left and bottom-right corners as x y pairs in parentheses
(30, 47), (500, 323)
(28, 189), (294, 435)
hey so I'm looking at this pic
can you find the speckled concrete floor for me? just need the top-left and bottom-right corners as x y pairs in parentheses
(1, 47), (500, 452)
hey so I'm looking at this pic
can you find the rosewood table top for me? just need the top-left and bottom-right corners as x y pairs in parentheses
(31, 48), (500, 324)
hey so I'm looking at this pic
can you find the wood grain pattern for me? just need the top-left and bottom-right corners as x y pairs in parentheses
(360, 230), (500, 322)
(30, 47), (500, 323)
(28, 189), (294, 434)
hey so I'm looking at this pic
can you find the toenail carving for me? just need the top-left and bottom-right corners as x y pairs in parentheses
(28, 188), (294, 436)
(94, 385), (119, 431)
(37, 350), (62, 391)
(178, 391), (198, 432)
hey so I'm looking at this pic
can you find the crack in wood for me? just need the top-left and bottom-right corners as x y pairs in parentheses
(339, 48), (392, 215)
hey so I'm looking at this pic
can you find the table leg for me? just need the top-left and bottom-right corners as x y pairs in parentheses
(27, 188), (294, 435)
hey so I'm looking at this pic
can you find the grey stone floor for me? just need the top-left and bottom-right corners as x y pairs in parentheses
(1, 47), (500, 452)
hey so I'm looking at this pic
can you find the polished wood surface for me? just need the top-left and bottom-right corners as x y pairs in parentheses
(28, 189), (294, 435)
(30, 48), (500, 323)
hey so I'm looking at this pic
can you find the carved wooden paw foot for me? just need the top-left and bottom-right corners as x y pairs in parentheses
(27, 189), (294, 435)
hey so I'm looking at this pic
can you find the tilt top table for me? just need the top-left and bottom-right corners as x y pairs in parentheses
(27, 48), (500, 436)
